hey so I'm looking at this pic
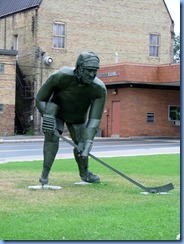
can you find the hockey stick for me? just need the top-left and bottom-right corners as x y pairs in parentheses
(54, 131), (174, 193)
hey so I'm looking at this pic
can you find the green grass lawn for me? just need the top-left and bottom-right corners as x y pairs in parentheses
(0, 154), (180, 241)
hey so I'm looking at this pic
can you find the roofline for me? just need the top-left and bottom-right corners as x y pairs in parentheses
(0, 2), (41, 19)
(100, 62), (180, 69)
(163, 0), (174, 23)
(105, 82), (180, 90)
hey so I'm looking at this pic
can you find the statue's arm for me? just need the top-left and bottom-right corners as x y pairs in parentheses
(35, 74), (58, 114)
(35, 73), (60, 132)
(88, 92), (107, 122)
(80, 87), (107, 158)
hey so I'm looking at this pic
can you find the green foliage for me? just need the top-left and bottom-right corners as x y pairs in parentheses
(0, 154), (180, 240)
(174, 33), (180, 63)
(25, 129), (34, 136)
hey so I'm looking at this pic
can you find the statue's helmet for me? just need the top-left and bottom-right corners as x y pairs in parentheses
(75, 52), (100, 70)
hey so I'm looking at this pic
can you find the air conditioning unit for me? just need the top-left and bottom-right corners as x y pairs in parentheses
(173, 120), (180, 126)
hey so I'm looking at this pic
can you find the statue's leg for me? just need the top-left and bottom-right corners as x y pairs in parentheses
(73, 148), (100, 183)
(67, 123), (100, 183)
(39, 132), (59, 185)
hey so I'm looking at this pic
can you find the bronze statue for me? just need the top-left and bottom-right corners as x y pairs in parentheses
(36, 52), (107, 185)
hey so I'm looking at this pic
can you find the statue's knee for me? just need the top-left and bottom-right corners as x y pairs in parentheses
(44, 131), (59, 143)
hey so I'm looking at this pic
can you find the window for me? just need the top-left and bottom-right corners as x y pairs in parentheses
(53, 23), (66, 48)
(0, 104), (3, 113)
(147, 113), (155, 123)
(168, 106), (180, 121)
(0, 64), (4, 74)
(149, 34), (159, 57)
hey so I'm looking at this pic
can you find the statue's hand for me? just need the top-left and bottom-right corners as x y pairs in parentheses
(78, 127), (96, 158)
(42, 114), (56, 133)
(41, 102), (59, 133)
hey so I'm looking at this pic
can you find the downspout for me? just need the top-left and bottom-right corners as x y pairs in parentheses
(170, 21), (175, 63)
(39, 51), (45, 134)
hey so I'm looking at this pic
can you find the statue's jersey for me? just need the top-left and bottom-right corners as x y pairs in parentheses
(36, 67), (107, 124)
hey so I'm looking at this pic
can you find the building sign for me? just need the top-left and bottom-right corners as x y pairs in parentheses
(97, 71), (119, 79)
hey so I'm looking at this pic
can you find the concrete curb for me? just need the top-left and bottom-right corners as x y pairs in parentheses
(0, 136), (180, 143)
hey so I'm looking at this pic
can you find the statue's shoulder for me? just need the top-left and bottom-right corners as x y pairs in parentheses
(47, 67), (75, 88)
(93, 77), (106, 90)
(51, 67), (74, 78)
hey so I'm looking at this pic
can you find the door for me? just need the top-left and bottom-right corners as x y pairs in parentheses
(112, 101), (120, 136)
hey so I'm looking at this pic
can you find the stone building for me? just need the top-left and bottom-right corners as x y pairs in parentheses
(0, 50), (17, 136)
(0, 0), (178, 136)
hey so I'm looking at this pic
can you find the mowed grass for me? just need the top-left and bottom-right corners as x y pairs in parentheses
(0, 154), (180, 241)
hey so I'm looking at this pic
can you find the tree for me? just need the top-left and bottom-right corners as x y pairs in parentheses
(174, 33), (180, 63)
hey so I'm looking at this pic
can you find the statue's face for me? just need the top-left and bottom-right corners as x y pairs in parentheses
(80, 68), (98, 84)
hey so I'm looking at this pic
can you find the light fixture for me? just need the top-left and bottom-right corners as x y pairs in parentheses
(44, 56), (53, 65)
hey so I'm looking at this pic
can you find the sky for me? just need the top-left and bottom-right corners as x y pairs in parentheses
(164, 0), (180, 35)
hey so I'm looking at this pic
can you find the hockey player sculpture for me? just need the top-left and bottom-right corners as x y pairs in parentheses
(36, 52), (107, 186)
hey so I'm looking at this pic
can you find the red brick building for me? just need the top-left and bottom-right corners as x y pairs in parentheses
(98, 63), (180, 138)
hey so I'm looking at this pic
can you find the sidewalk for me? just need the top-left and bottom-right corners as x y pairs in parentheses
(0, 135), (180, 163)
(0, 135), (45, 143)
(0, 134), (180, 143)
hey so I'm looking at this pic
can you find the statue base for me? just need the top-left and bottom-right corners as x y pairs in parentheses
(140, 192), (171, 195)
(74, 182), (92, 185)
(27, 185), (62, 190)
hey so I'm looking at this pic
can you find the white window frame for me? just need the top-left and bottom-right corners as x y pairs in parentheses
(149, 33), (160, 57)
(53, 22), (66, 49)
(168, 105), (180, 121)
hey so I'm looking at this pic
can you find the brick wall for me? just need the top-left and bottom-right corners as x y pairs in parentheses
(0, 104), (15, 136)
(98, 63), (180, 84)
(99, 63), (180, 138)
(0, 0), (175, 134)
(37, 0), (173, 67)
(100, 88), (180, 138)
(158, 64), (180, 83)
(0, 53), (16, 136)
(0, 0), (174, 78)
